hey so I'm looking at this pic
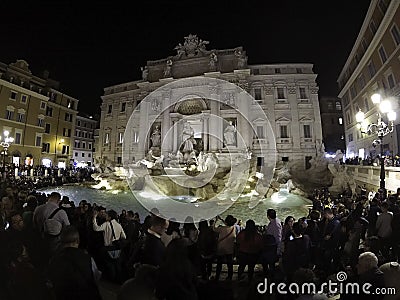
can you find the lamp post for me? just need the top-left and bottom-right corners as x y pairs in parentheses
(0, 130), (14, 180)
(355, 93), (396, 190)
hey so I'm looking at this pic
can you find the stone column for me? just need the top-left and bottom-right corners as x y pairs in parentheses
(209, 86), (220, 152)
(161, 92), (172, 156)
(237, 91), (250, 151)
(203, 115), (209, 152)
(138, 102), (149, 159)
(172, 120), (178, 153)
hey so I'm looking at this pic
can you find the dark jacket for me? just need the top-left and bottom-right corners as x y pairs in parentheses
(141, 232), (166, 267)
(48, 247), (101, 300)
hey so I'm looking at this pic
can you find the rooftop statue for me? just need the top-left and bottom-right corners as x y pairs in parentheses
(174, 34), (209, 58)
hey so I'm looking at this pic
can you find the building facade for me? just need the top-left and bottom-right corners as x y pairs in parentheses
(73, 114), (97, 167)
(319, 96), (346, 154)
(0, 60), (79, 168)
(338, 0), (400, 159)
(98, 35), (323, 169)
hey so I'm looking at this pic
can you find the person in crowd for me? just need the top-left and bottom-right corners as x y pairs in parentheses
(197, 219), (218, 280)
(118, 264), (158, 300)
(22, 195), (37, 229)
(282, 222), (311, 279)
(236, 219), (263, 281)
(48, 225), (102, 300)
(319, 207), (340, 272)
(32, 192), (70, 235)
(282, 215), (295, 246)
(376, 201), (393, 259)
(213, 214), (237, 281)
(379, 261), (400, 300)
(156, 238), (198, 300)
(265, 209), (282, 255)
(141, 215), (169, 267)
(161, 220), (181, 247)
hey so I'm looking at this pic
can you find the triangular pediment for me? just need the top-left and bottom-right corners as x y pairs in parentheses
(299, 116), (313, 122)
(275, 116), (291, 122)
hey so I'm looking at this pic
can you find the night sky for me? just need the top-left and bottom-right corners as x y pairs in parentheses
(0, 1), (370, 115)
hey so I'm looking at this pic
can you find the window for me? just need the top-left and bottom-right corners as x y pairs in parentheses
(63, 128), (71, 137)
(277, 87), (285, 99)
(254, 88), (262, 101)
(364, 98), (369, 111)
(327, 101), (334, 110)
(82, 142), (86, 149)
(361, 38), (368, 51)
(108, 104), (112, 114)
(335, 101), (342, 111)
(35, 135), (42, 147)
(369, 20), (377, 34)
(21, 95), (27, 104)
(117, 157), (122, 164)
(82, 153), (85, 157)
(253, 69), (259, 75)
(303, 125), (311, 138)
(358, 74), (366, 90)
(10, 91), (17, 100)
(40, 101), (46, 110)
(37, 118), (43, 127)
(378, 46), (388, 63)
(75, 152), (78, 157)
(45, 123), (50, 133)
(17, 113), (25, 123)
(299, 87), (307, 99)
(77, 120), (81, 126)
(67, 99), (75, 109)
(5, 110), (14, 120)
(256, 126), (264, 138)
(88, 143), (92, 149)
(118, 132), (124, 144)
(88, 153), (91, 158)
(391, 24), (400, 46)
(280, 125), (288, 138)
(15, 132), (21, 144)
(65, 113), (72, 122)
(348, 133), (353, 142)
(121, 102), (126, 112)
(274, 68), (281, 74)
(378, 0), (388, 14)
(62, 145), (69, 154)
(296, 68), (302, 74)
(339, 117), (343, 125)
(46, 106), (53, 117)
(350, 85), (357, 99)
(387, 74), (395, 89)
(368, 61), (376, 78)
(104, 133), (110, 145)
(42, 143), (50, 153)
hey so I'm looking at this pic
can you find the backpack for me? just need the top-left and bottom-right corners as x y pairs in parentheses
(43, 207), (63, 236)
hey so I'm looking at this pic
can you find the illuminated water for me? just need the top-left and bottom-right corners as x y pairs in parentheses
(38, 185), (312, 224)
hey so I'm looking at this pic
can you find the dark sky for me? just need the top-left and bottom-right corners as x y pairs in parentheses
(0, 1), (370, 115)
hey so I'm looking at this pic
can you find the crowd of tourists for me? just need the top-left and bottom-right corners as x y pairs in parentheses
(1, 179), (400, 299)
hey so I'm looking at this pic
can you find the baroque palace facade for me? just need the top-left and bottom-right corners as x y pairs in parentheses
(97, 35), (323, 169)
(338, 0), (400, 158)
(0, 60), (78, 168)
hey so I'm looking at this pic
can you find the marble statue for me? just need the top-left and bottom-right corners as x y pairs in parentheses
(209, 52), (218, 71)
(224, 121), (236, 145)
(141, 66), (148, 81)
(164, 59), (173, 78)
(235, 49), (247, 69)
(176, 151), (184, 163)
(197, 151), (206, 172)
(182, 122), (196, 152)
(150, 126), (161, 147)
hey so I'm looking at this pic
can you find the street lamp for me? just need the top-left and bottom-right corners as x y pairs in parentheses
(0, 130), (14, 180)
(355, 93), (396, 190)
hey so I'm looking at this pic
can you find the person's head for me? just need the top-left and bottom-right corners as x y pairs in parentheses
(299, 217), (308, 229)
(1, 196), (13, 211)
(284, 216), (295, 227)
(245, 219), (256, 232)
(8, 212), (24, 231)
(198, 220), (209, 232)
(357, 252), (378, 275)
(60, 225), (80, 248)
(121, 209), (126, 216)
(26, 195), (38, 211)
(149, 215), (169, 236)
(323, 208), (334, 220)
(134, 212), (140, 221)
(48, 192), (61, 204)
(267, 209), (277, 220)
(107, 210), (118, 221)
(224, 215), (237, 226)
(126, 210), (134, 220)
(78, 200), (87, 208)
(292, 222), (303, 237)
(380, 201), (389, 212)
